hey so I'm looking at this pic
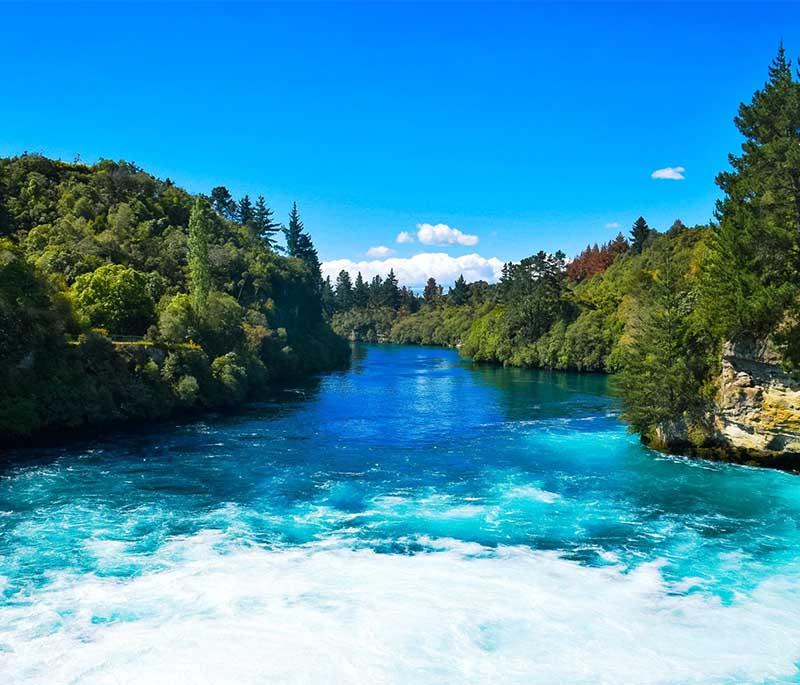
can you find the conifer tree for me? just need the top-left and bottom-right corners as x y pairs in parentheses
(352, 272), (369, 308)
(253, 195), (281, 248)
(238, 194), (254, 226)
(284, 202), (321, 287)
(383, 268), (400, 309)
(449, 274), (470, 306)
(701, 44), (800, 349)
(629, 216), (652, 255)
(188, 197), (213, 318)
(321, 276), (336, 318)
(423, 277), (441, 306)
(210, 186), (236, 220)
(335, 270), (353, 311)
(619, 245), (710, 433)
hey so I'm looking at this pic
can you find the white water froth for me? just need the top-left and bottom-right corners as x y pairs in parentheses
(2, 533), (800, 684)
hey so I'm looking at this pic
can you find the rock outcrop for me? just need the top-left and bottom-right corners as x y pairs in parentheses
(714, 340), (800, 454)
(650, 339), (800, 470)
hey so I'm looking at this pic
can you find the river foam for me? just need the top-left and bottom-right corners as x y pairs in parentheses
(3, 533), (800, 685)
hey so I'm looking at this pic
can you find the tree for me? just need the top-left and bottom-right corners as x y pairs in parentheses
(210, 186), (236, 220)
(629, 216), (652, 255)
(335, 269), (353, 311)
(618, 246), (711, 433)
(238, 194), (254, 226)
(253, 195), (281, 248)
(284, 201), (304, 257)
(449, 274), (469, 306)
(352, 272), (369, 308)
(188, 196), (213, 318)
(72, 263), (155, 334)
(368, 274), (384, 308)
(701, 45), (800, 349)
(383, 268), (400, 309)
(423, 277), (441, 306)
(321, 276), (336, 318)
(284, 202), (321, 285)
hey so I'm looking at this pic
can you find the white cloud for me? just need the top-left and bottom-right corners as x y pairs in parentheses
(366, 245), (395, 258)
(651, 166), (686, 180)
(322, 252), (503, 289)
(396, 231), (415, 244)
(416, 223), (479, 246)
(605, 222), (620, 230)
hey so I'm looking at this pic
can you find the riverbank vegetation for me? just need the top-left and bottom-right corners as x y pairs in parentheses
(0, 158), (349, 440)
(329, 48), (800, 451)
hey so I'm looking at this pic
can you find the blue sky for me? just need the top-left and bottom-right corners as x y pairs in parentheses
(2, 2), (798, 286)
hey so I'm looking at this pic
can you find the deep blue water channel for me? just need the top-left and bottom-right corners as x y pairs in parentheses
(1, 344), (800, 683)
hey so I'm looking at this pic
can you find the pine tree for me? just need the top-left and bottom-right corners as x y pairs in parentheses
(283, 202), (321, 286)
(352, 272), (369, 308)
(423, 277), (441, 306)
(284, 202), (303, 257)
(335, 270), (353, 311)
(188, 197), (213, 318)
(368, 275), (384, 308)
(321, 276), (336, 318)
(449, 274), (470, 306)
(629, 216), (652, 255)
(383, 268), (400, 310)
(619, 245), (710, 433)
(253, 195), (281, 248)
(238, 194), (254, 226)
(210, 186), (236, 220)
(702, 45), (800, 347)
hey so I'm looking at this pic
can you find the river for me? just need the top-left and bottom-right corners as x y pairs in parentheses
(1, 344), (799, 683)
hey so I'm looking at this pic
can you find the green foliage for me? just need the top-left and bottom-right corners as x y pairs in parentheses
(0, 154), (349, 441)
(700, 45), (800, 353)
(72, 263), (155, 334)
(187, 197), (212, 318)
(617, 243), (714, 432)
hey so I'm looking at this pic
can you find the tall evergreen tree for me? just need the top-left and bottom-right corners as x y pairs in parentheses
(284, 202), (304, 257)
(238, 194), (254, 226)
(352, 272), (369, 308)
(368, 275), (384, 308)
(702, 45), (800, 350)
(321, 276), (336, 318)
(619, 246), (711, 433)
(253, 195), (281, 248)
(449, 274), (469, 306)
(335, 270), (353, 311)
(629, 216), (652, 255)
(284, 202), (321, 286)
(187, 197), (213, 318)
(383, 268), (400, 310)
(423, 277), (441, 306)
(210, 186), (236, 220)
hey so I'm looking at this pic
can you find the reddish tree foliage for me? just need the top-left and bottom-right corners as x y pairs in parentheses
(567, 233), (629, 282)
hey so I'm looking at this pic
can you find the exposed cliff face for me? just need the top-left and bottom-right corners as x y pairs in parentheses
(714, 340), (800, 454)
(648, 340), (800, 470)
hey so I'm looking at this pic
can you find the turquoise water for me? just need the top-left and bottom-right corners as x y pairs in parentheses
(2, 344), (800, 683)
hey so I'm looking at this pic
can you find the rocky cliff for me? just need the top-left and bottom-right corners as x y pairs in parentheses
(714, 340), (800, 455)
(652, 339), (800, 470)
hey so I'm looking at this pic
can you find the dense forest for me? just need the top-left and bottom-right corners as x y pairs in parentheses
(330, 48), (800, 452)
(0, 158), (349, 440)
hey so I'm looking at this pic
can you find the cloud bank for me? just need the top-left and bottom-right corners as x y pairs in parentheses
(651, 166), (685, 180)
(416, 223), (479, 246)
(396, 231), (415, 244)
(366, 245), (395, 258)
(322, 252), (503, 289)
(605, 222), (620, 230)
